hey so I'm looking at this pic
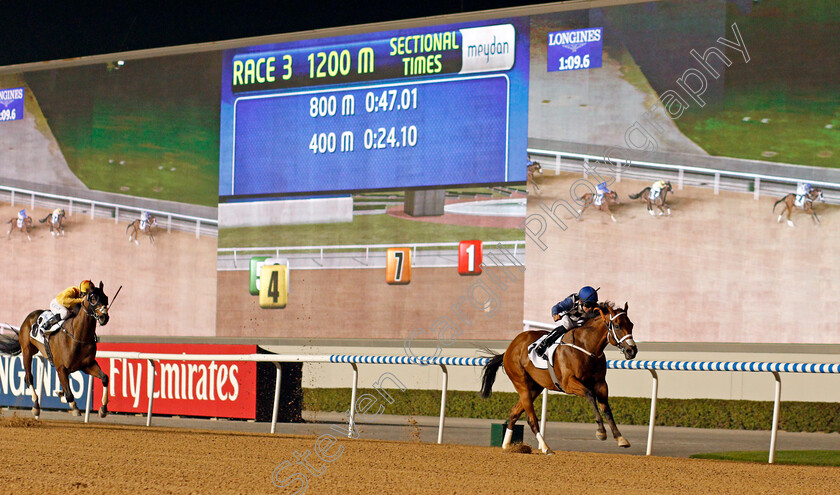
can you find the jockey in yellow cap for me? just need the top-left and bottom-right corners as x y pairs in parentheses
(650, 180), (668, 201)
(44, 280), (94, 331)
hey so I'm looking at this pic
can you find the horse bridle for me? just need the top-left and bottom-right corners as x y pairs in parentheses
(597, 309), (633, 350)
(63, 292), (107, 344)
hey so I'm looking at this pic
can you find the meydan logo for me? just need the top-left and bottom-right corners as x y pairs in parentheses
(548, 27), (602, 52)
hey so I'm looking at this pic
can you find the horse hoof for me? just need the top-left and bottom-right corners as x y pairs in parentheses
(617, 436), (631, 448)
(648, 210), (654, 216)
(543, 448), (554, 455)
(787, 221), (795, 228)
(70, 408), (81, 417)
(32, 408), (40, 419)
(135, 240), (140, 245)
(596, 431), (607, 441)
(99, 406), (108, 418)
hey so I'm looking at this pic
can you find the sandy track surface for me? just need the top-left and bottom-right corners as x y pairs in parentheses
(217, 267), (523, 340)
(525, 173), (840, 343)
(0, 204), (216, 336)
(0, 419), (837, 494)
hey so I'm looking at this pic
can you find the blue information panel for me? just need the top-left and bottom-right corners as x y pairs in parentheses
(0, 87), (24, 122)
(0, 355), (89, 410)
(220, 19), (529, 199)
(547, 27), (603, 73)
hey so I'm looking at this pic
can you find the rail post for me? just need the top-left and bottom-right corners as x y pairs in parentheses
(146, 359), (156, 426)
(69, 199), (74, 216)
(347, 363), (358, 437)
(754, 177), (760, 200)
(540, 388), (548, 434)
(714, 173), (720, 195)
(167, 215), (172, 233)
(115, 206), (120, 224)
(555, 154), (562, 174)
(195, 220), (201, 239)
(646, 369), (659, 456)
(84, 374), (94, 423)
(678, 169), (684, 190)
(769, 371), (782, 464)
(270, 363), (282, 434)
(438, 364), (448, 444)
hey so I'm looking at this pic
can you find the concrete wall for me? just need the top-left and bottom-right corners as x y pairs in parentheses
(218, 196), (352, 227)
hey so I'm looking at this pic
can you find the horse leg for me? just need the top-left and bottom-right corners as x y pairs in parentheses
(84, 361), (110, 418)
(594, 381), (630, 448)
(56, 366), (81, 416)
(21, 344), (40, 419)
(604, 204), (617, 223)
(646, 200), (654, 216)
(520, 390), (551, 454)
(786, 206), (795, 227)
(503, 399), (525, 450)
(564, 377), (606, 440)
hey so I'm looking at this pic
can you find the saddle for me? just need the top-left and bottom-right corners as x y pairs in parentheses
(32, 312), (64, 365)
(527, 336), (566, 394)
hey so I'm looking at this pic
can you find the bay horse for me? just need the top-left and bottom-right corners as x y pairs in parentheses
(480, 302), (637, 454)
(773, 188), (823, 227)
(527, 161), (543, 195)
(0, 282), (111, 419)
(6, 215), (33, 241)
(629, 181), (673, 216)
(577, 191), (620, 223)
(126, 214), (157, 245)
(39, 209), (66, 237)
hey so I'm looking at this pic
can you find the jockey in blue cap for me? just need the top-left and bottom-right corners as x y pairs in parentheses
(535, 286), (599, 358)
(595, 182), (610, 206)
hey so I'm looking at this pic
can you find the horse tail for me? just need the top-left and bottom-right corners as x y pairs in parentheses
(39, 213), (51, 223)
(126, 221), (134, 234)
(479, 352), (505, 398)
(629, 187), (649, 200)
(0, 329), (21, 356)
(772, 197), (786, 212)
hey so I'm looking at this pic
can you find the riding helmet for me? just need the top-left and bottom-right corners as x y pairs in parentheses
(80, 280), (94, 293)
(579, 286), (598, 306)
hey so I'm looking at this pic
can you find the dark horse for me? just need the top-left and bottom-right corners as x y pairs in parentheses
(773, 188), (823, 227)
(480, 302), (637, 454)
(527, 161), (543, 195)
(39, 209), (66, 237)
(629, 181), (673, 216)
(0, 282), (111, 418)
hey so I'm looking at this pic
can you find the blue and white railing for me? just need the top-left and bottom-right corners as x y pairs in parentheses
(3, 344), (834, 464)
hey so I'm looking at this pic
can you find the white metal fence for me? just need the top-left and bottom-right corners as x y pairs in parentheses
(0, 184), (218, 238)
(217, 240), (525, 270)
(65, 349), (840, 464)
(527, 148), (840, 204)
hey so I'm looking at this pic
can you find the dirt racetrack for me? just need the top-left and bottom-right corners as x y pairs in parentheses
(0, 419), (838, 494)
(525, 173), (840, 343)
(0, 203), (216, 336)
(217, 267), (523, 339)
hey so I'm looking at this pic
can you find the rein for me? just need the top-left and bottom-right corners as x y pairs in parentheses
(67, 296), (103, 345)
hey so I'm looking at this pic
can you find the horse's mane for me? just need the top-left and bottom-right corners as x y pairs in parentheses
(598, 301), (618, 311)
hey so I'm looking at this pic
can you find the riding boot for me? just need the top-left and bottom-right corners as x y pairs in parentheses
(536, 326), (567, 358)
(45, 313), (61, 332)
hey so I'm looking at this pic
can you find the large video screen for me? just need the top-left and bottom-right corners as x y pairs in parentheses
(0, 0), (836, 346)
(219, 18), (530, 200)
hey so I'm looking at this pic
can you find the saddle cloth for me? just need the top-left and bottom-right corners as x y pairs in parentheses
(649, 189), (661, 201)
(794, 195), (806, 208)
(32, 312), (62, 345)
(527, 334), (561, 370)
(16, 218), (24, 228)
(594, 193), (604, 207)
(140, 220), (148, 230)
